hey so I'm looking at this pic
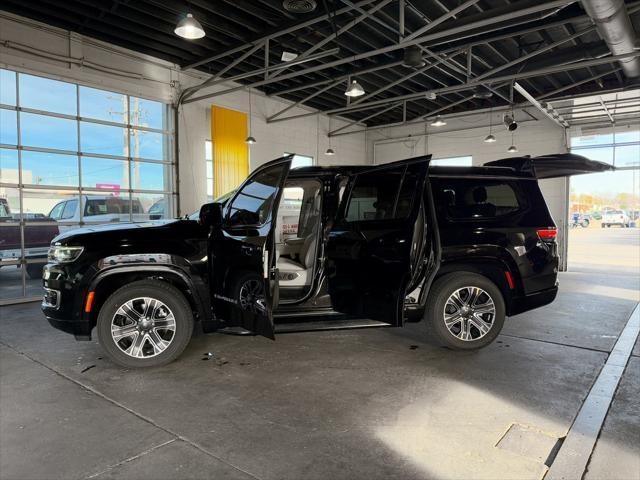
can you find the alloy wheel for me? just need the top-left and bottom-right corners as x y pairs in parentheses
(238, 279), (265, 312)
(443, 286), (496, 341)
(111, 297), (176, 358)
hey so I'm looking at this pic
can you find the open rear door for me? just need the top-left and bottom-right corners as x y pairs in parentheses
(209, 156), (292, 339)
(484, 153), (615, 179)
(325, 156), (431, 327)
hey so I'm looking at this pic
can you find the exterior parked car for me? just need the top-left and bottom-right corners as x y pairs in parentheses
(0, 198), (59, 278)
(602, 209), (630, 228)
(41, 153), (613, 368)
(48, 195), (148, 232)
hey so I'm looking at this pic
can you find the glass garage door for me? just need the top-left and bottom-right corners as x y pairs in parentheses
(0, 69), (175, 303)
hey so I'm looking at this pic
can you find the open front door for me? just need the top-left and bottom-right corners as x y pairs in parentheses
(325, 156), (431, 326)
(209, 156), (292, 339)
(484, 153), (615, 178)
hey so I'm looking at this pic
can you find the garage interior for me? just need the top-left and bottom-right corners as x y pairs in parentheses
(0, 0), (639, 479)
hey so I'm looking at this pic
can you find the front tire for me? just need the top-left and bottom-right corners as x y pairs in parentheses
(424, 273), (505, 350)
(96, 280), (194, 368)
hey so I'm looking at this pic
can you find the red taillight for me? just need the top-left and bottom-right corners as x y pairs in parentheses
(504, 271), (515, 290)
(537, 228), (557, 241)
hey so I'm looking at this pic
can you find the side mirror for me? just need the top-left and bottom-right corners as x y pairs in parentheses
(199, 203), (224, 227)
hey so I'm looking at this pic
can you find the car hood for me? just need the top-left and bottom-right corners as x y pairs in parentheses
(51, 220), (184, 245)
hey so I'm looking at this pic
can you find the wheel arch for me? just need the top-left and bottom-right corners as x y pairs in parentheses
(85, 266), (206, 329)
(433, 258), (519, 315)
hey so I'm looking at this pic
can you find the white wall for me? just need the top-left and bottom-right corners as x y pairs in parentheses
(0, 12), (367, 216)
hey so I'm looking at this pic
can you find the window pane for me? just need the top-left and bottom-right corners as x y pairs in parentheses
(21, 112), (77, 151)
(205, 140), (213, 160)
(227, 165), (286, 226)
(0, 149), (19, 184)
(131, 129), (168, 161)
(0, 186), (20, 219)
(19, 73), (76, 115)
(21, 151), (78, 186)
(615, 145), (640, 168)
(571, 131), (615, 148)
(0, 109), (17, 145)
(131, 161), (168, 191)
(432, 156), (472, 167)
(0, 69), (16, 105)
(0, 263), (25, 300)
(133, 193), (170, 219)
(614, 129), (640, 144)
(21, 189), (79, 221)
(81, 156), (129, 189)
(130, 97), (164, 130)
(345, 168), (403, 221)
(79, 86), (127, 123)
(81, 122), (127, 156)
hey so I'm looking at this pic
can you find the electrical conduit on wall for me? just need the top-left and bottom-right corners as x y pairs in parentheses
(211, 105), (249, 198)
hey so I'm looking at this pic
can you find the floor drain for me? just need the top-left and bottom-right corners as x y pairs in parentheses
(496, 423), (563, 464)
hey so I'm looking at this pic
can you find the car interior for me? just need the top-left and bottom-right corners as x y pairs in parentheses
(274, 179), (323, 303)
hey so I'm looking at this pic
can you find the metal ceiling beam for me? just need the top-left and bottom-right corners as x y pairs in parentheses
(183, 0), (576, 104)
(329, 102), (403, 135)
(182, 0), (379, 69)
(403, 0), (480, 42)
(513, 81), (570, 127)
(269, 0), (396, 80)
(538, 68), (623, 100)
(267, 52), (640, 124)
(417, 95), (475, 121)
(267, 79), (345, 121)
(598, 96), (615, 123)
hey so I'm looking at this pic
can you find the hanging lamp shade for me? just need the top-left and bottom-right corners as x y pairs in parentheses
(245, 135), (256, 144)
(507, 144), (518, 153)
(484, 134), (496, 143)
(174, 14), (205, 39)
(325, 147), (335, 155)
(430, 115), (446, 127)
(403, 46), (426, 68)
(345, 80), (365, 97)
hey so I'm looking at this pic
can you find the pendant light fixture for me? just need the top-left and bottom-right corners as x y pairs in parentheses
(484, 108), (496, 143)
(430, 115), (446, 127)
(325, 116), (335, 155)
(245, 89), (256, 145)
(403, 46), (426, 68)
(345, 79), (365, 97)
(507, 131), (518, 153)
(174, 13), (205, 39)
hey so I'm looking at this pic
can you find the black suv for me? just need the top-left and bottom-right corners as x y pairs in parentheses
(41, 154), (611, 367)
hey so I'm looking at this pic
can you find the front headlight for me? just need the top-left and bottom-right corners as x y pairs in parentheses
(48, 245), (84, 263)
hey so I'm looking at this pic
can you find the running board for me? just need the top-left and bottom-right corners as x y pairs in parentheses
(275, 318), (391, 333)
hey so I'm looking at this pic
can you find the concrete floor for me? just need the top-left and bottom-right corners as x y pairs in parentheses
(1, 231), (639, 479)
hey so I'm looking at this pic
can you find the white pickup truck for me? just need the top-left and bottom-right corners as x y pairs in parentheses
(48, 195), (151, 232)
(602, 209), (630, 228)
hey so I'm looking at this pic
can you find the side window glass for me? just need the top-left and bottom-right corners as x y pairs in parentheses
(344, 167), (404, 221)
(226, 165), (287, 227)
(436, 180), (522, 219)
(61, 199), (77, 220)
(48, 202), (65, 220)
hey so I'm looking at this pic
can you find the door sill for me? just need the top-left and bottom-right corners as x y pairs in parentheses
(275, 318), (391, 333)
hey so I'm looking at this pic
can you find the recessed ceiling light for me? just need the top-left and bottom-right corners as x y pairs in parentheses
(174, 13), (205, 40)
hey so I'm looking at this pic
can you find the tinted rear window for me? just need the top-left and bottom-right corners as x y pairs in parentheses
(433, 178), (525, 220)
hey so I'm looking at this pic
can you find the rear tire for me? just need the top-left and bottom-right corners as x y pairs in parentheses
(96, 280), (194, 368)
(424, 273), (505, 350)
